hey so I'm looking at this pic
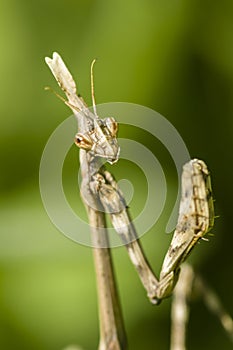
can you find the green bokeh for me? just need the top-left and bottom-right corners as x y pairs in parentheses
(1, 0), (233, 349)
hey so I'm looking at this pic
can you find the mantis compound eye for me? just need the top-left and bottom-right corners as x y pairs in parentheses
(74, 133), (93, 150)
(105, 117), (118, 137)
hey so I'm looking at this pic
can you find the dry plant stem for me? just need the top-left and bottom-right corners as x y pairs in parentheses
(171, 265), (233, 350)
(194, 274), (233, 343)
(88, 207), (127, 350)
(170, 264), (195, 350)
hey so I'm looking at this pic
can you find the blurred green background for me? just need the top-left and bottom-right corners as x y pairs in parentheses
(1, 0), (233, 349)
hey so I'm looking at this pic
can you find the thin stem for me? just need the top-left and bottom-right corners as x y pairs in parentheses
(88, 207), (127, 350)
(170, 264), (195, 350)
(195, 274), (233, 343)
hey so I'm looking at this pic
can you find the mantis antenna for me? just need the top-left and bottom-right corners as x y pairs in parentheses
(91, 59), (97, 117)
